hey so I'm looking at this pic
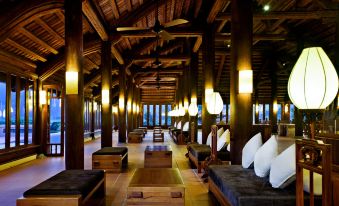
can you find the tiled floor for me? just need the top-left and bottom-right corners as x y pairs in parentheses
(0, 131), (295, 206)
(0, 131), (215, 206)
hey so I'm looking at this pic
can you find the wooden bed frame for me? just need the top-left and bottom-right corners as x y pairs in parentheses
(17, 177), (105, 206)
(188, 151), (204, 173)
(208, 177), (232, 206)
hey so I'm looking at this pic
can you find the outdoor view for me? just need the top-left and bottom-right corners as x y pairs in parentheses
(0, 72), (6, 149)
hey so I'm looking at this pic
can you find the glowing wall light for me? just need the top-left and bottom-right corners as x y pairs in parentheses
(40, 90), (46, 105)
(205, 88), (214, 103)
(284, 104), (289, 113)
(65, 71), (78, 95)
(119, 97), (124, 110)
(239, 70), (253, 93)
(102, 89), (109, 105)
(184, 100), (189, 110)
(127, 101), (132, 111)
(273, 101), (278, 113)
(136, 105), (140, 113)
(133, 103), (136, 113)
(112, 106), (118, 114)
(288, 47), (339, 109)
(207, 92), (223, 114)
(178, 104), (185, 116)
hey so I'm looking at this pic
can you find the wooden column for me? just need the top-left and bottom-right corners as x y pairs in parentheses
(270, 59), (278, 133)
(5, 74), (10, 149)
(127, 78), (133, 132)
(90, 99), (95, 139)
(254, 92), (259, 124)
(35, 80), (44, 153)
(189, 51), (198, 142)
(202, 24), (216, 144)
(101, 40), (112, 147)
(230, 0), (253, 164)
(118, 66), (126, 142)
(65, 0), (84, 169)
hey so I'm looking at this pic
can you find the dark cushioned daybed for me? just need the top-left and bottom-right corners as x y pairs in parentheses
(189, 144), (230, 173)
(17, 170), (105, 206)
(92, 147), (128, 172)
(208, 165), (321, 206)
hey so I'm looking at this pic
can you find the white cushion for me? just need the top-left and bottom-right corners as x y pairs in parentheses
(227, 143), (230, 152)
(176, 121), (182, 129)
(303, 169), (322, 195)
(217, 129), (230, 151)
(254, 135), (278, 177)
(270, 144), (296, 188)
(174, 122), (177, 127)
(206, 127), (224, 146)
(182, 122), (189, 132)
(242, 132), (262, 168)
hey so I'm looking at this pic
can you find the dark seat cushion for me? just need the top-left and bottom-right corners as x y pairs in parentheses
(24, 170), (104, 197)
(209, 165), (321, 206)
(92, 147), (128, 155)
(190, 144), (230, 161)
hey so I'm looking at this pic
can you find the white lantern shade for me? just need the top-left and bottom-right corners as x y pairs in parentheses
(178, 105), (185, 116)
(207, 92), (223, 114)
(102, 89), (109, 104)
(188, 102), (198, 116)
(239, 70), (253, 93)
(288, 47), (339, 109)
(40, 90), (46, 105)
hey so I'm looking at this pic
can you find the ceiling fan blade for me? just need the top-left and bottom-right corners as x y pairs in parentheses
(116, 27), (149, 31)
(163, 19), (189, 28)
(159, 30), (175, 40)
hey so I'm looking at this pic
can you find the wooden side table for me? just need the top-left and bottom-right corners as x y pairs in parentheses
(127, 168), (184, 205)
(144, 145), (172, 168)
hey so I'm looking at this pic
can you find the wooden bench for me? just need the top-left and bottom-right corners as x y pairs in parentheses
(128, 132), (143, 143)
(17, 170), (105, 206)
(92, 147), (128, 173)
(144, 145), (172, 168)
(133, 129), (145, 137)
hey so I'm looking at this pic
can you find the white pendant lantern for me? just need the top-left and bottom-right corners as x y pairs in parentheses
(188, 102), (198, 116)
(288, 47), (338, 109)
(178, 105), (185, 116)
(207, 92), (223, 114)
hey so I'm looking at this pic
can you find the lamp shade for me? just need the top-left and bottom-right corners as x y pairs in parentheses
(178, 105), (185, 116)
(207, 92), (223, 114)
(40, 90), (46, 105)
(65, 71), (78, 94)
(288, 47), (339, 109)
(188, 102), (198, 116)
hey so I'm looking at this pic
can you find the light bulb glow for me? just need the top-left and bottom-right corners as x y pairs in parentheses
(207, 92), (223, 114)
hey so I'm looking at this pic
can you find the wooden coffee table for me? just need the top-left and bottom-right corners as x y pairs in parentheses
(144, 145), (172, 168)
(127, 168), (185, 205)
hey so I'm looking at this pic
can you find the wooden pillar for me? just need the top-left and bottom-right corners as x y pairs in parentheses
(190, 51), (198, 142)
(230, 0), (253, 164)
(127, 78), (133, 132)
(202, 24), (216, 144)
(118, 66), (126, 142)
(101, 41), (112, 147)
(270, 60), (278, 133)
(90, 99), (95, 138)
(254, 92), (259, 124)
(64, 0), (84, 169)
(5, 74), (10, 149)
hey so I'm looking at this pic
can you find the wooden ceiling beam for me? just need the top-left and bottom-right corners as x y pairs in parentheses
(216, 33), (287, 41)
(35, 18), (64, 44)
(19, 27), (58, 54)
(116, 29), (203, 38)
(82, 0), (108, 41)
(207, 0), (229, 23)
(133, 54), (190, 62)
(217, 10), (338, 21)
(107, 0), (120, 19)
(5, 38), (47, 62)
(192, 36), (202, 52)
(0, 49), (36, 69)
(193, 0), (203, 18)
(111, 45), (124, 64)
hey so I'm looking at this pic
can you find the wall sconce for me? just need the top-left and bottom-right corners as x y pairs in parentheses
(40, 90), (46, 105)
(127, 101), (132, 111)
(239, 70), (253, 93)
(273, 101), (278, 113)
(284, 104), (289, 113)
(184, 100), (189, 110)
(119, 97), (124, 110)
(102, 89), (109, 105)
(188, 102), (198, 116)
(65, 71), (78, 95)
(133, 103), (136, 113)
(207, 92), (223, 114)
(178, 104), (185, 116)
(136, 105), (140, 114)
(255, 104), (259, 113)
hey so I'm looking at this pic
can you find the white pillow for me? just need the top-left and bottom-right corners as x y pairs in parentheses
(217, 129), (230, 151)
(174, 122), (177, 128)
(206, 127), (224, 146)
(270, 144), (296, 188)
(242, 132), (262, 168)
(182, 122), (189, 132)
(176, 121), (182, 129)
(227, 143), (230, 152)
(254, 135), (278, 177)
(303, 169), (322, 195)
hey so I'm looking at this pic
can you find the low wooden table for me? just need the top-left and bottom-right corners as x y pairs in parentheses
(153, 130), (164, 142)
(127, 168), (185, 205)
(144, 145), (172, 168)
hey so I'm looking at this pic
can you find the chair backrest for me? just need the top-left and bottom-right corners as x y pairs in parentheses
(182, 122), (189, 132)
(295, 139), (332, 206)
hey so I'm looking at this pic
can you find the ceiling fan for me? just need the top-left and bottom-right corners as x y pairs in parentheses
(116, 0), (189, 40)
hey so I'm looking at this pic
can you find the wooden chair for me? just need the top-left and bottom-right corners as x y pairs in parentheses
(296, 139), (332, 206)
